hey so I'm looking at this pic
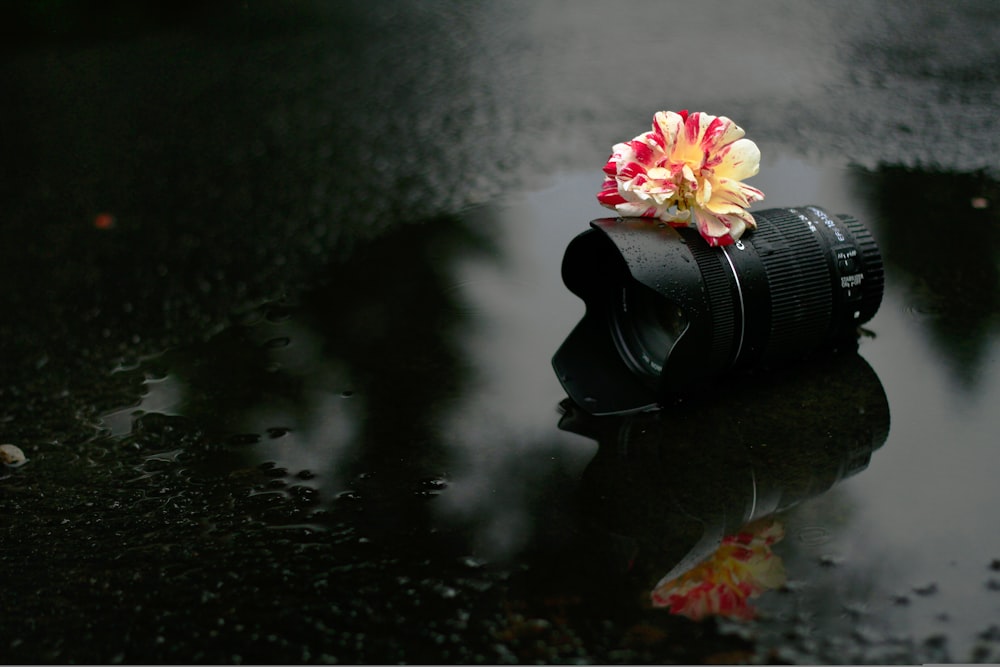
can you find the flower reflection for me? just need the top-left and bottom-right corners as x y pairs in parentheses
(597, 110), (765, 246)
(650, 519), (786, 620)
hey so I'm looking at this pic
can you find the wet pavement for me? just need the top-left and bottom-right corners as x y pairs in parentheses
(3, 1), (1000, 664)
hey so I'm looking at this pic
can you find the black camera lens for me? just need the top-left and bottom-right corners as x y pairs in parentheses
(610, 279), (689, 379)
(553, 206), (884, 415)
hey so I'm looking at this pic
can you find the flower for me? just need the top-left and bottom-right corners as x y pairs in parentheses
(597, 110), (765, 246)
(650, 520), (786, 620)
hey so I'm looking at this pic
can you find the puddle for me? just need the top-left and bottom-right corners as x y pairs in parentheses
(13, 159), (1000, 663)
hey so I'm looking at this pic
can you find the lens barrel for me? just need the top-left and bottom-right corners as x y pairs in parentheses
(552, 206), (884, 415)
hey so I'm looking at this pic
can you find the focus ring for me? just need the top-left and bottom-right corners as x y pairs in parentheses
(683, 228), (738, 369)
(838, 214), (885, 325)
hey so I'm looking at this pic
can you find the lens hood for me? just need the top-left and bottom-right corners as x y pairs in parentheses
(553, 220), (716, 414)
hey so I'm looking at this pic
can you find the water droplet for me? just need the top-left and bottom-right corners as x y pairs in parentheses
(341, 390), (355, 398)
(265, 306), (292, 322)
(289, 485), (320, 505)
(903, 300), (946, 320)
(435, 585), (458, 599)
(818, 554), (843, 567)
(419, 477), (447, 490)
(227, 433), (261, 447)
(797, 526), (833, 546)
(460, 556), (485, 569)
(913, 582), (939, 596)
(264, 337), (291, 349)
(415, 477), (447, 496)
(258, 462), (288, 477)
(266, 427), (290, 439)
(236, 307), (265, 326)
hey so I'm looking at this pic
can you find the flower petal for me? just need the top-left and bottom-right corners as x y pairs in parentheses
(683, 111), (708, 147)
(618, 160), (648, 182)
(597, 177), (627, 207)
(658, 208), (691, 224)
(690, 202), (754, 246)
(702, 200), (752, 217)
(614, 201), (660, 218)
(692, 207), (750, 246)
(707, 178), (765, 209)
(714, 138), (761, 181)
(652, 111), (683, 153)
(701, 115), (745, 153)
(630, 138), (655, 166)
(696, 178), (713, 206)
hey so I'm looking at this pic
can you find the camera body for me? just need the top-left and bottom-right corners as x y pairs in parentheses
(552, 206), (884, 415)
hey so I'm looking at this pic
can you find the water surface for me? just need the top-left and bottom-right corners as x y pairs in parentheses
(61, 158), (1000, 663)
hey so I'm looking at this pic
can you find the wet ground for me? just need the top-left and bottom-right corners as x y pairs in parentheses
(3, 1), (1000, 664)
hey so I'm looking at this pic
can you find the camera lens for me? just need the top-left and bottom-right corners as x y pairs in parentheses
(552, 206), (884, 415)
(610, 279), (689, 380)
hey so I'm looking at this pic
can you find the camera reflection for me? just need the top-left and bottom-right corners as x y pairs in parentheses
(558, 349), (889, 619)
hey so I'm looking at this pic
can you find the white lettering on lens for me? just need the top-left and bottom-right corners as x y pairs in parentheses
(808, 206), (846, 242)
(789, 207), (817, 233)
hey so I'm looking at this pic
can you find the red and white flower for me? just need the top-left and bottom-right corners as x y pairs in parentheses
(598, 110), (765, 246)
(650, 520), (786, 620)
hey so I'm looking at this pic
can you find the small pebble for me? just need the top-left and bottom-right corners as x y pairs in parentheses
(0, 443), (27, 466)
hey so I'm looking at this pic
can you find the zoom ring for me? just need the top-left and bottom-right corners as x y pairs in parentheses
(752, 210), (834, 363)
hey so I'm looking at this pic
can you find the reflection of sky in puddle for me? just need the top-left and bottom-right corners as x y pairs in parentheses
(438, 160), (1000, 656)
(97, 158), (1000, 658)
(827, 284), (1000, 655)
(102, 374), (186, 438)
(434, 171), (602, 558)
